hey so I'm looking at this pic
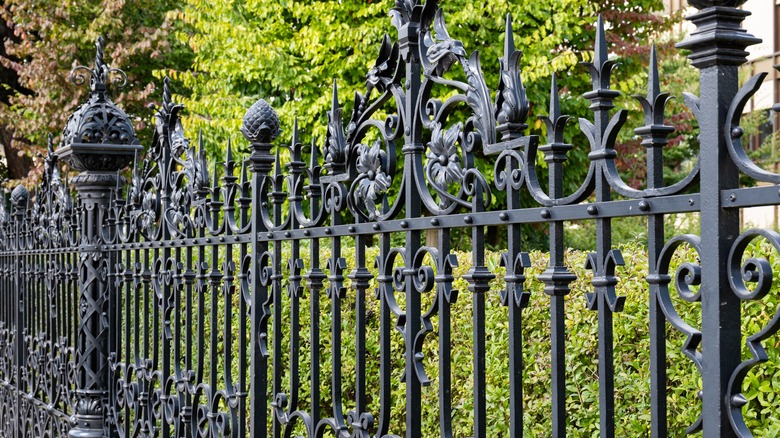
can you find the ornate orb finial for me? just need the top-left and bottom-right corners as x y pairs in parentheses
(241, 99), (280, 144)
(10, 185), (29, 211)
(688, 0), (747, 9)
(56, 37), (141, 173)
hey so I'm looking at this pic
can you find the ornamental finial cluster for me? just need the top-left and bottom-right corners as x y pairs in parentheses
(57, 37), (141, 172)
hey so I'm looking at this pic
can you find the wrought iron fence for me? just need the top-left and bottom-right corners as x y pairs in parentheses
(0, 0), (779, 436)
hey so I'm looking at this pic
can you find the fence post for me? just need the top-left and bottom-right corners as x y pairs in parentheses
(677, 1), (759, 436)
(241, 97), (279, 437)
(55, 37), (142, 438)
(11, 185), (28, 437)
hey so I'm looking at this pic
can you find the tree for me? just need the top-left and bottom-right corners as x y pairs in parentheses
(174, 0), (682, 156)
(0, 0), (192, 183)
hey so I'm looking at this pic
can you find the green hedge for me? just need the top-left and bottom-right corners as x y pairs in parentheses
(205, 240), (780, 436)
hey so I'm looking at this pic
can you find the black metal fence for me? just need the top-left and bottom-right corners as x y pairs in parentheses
(0, 0), (779, 436)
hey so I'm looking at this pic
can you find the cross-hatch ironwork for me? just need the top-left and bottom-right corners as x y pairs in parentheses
(0, 0), (777, 436)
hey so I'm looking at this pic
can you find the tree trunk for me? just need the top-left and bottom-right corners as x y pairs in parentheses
(0, 125), (32, 180)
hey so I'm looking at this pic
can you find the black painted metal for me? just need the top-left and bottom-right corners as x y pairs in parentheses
(1, 0), (780, 437)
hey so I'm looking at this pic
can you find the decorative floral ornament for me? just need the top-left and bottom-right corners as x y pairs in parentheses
(425, 9), (466, 77)
(354, 140), (391, 220)
(427, 122), (464, 186)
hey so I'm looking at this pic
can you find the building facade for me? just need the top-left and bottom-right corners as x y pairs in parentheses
(665, 0), (780, 228)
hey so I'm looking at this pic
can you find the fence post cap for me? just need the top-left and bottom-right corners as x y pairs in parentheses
(241, 98), (280, 144)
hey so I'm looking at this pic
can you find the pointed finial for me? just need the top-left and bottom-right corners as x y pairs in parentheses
(226, 137), (233, 164)
(504, 13), (515, 62)
(594, 15), (607, 69)
(310, 138), (319, 169)
(198, 129), (205, 158)
(648, 45), (660, 101)
(212, 160), (219, 190)
(292, 117), (299, 147)
(550, 74), (561, 122)
(274, 147), (282, 177)
(290, 117), (303, 163)
(240, 160), (248, 185)
(331, 79), (340, 112)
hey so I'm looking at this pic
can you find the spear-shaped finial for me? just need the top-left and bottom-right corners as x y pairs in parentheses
(582, 14), (619, 100)
(292, 117), (299, 148)
(310, 138), (319, 169)
(539, 74), (573, 163)
(504, 13), (515, 63)
(594, 15), (607, 71)
(198, 129), (205, 157)
(633, 44), (674, 144)
(226, 137), (233, 165)
(212, 160), (219, 191)
(648, 45), (661, 102)
(290, 117), (303, 164)
(331, 79), (340, 113)
(549, 74), (561, 125)
(274, 146), (282, 178)
(240, 160), (249, 186)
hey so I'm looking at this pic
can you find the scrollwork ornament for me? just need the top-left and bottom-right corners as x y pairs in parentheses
(426, 122), (464, 187)
(726, 229), (780, 436)
(648, 234), (704, 433)
(352, 140), (391, 220)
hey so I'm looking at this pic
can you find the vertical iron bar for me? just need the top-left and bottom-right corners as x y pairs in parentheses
(634, 46), (675, 438)
(304, 143), (324, 432)
(436, 228), (453, 437)
(271, 150), (284, 438)
(538, 75), (576, 438)
(464, 188), (493, 438)
(12, 187), (28, 438)
(582, 17), (622, 438)
(398, 19), (422, 438)
(375, 233), (391, 437)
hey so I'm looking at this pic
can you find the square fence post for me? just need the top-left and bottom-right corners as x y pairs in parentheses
(55, 37), (142, 438)
(677, 2), (760, 436)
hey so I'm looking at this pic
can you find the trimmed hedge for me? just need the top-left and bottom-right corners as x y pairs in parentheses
(219, 240), (780, 436)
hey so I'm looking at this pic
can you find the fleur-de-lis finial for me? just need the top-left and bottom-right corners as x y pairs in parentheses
(633, 45), (674, 132)
(541, 75), (572, 152)
(537, 75), (574, 169)
(581, 15), (619, 98)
